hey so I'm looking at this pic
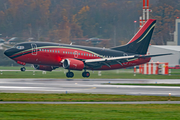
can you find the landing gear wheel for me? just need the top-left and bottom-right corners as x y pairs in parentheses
(82, 72), (90, 78)
(20, 67), (26, 72)
(66, 72), (74, 78)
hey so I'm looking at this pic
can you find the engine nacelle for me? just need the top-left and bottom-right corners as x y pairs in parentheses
(62, 58), (84, 70)
(33, 65), (58, 71)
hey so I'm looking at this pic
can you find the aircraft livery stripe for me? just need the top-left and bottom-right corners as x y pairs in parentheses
(137, 23), (156, 43)
(10, 46), (104, 59)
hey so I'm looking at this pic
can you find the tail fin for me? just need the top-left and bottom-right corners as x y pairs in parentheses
(111, 19), (156, 55)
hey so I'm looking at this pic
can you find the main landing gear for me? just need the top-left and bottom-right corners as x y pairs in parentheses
(66, 70), (74, 78)
(82, 71), (90, 78)
(66, 70), (90, 78)
(20, 67), (26, 72)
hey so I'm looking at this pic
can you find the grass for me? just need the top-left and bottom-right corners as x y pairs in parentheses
(0, 66), (180, 79)
(0, 69), (180, 79)
(0, 93), (179, 102)
(0, 66), (34, 70)
(0, 104), (180, 120)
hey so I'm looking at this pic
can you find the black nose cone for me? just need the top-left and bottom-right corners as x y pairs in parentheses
(4, 49), (14, 57)
(4, 49), (9, 57)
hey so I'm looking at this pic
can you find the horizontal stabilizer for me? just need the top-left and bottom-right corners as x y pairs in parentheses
(135, 53), (173, 58)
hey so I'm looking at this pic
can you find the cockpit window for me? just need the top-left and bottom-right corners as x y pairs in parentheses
(16, 46), (24, 49)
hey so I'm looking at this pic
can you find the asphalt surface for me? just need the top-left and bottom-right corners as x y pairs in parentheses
(0, 78), (180, 96)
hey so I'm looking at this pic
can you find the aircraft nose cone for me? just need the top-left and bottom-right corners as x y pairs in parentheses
(4, 49), (13, 57)
(4, 49), (8, 57)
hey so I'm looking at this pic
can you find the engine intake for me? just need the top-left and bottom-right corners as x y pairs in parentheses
(63, 58), (84, 70)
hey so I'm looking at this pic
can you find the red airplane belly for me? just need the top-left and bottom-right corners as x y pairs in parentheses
(14, 52), (62, 66)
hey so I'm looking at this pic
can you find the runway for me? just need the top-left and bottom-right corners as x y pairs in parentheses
(0, 78), (180, 96)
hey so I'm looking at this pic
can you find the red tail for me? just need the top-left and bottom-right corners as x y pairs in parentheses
(128, 19), (156, 44)
(111, 19), (156, 55)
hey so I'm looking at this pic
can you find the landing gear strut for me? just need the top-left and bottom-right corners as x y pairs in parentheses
(66, 70), (74, 78)
(20, 67), (26, 72)
(82, 70), (90, 78)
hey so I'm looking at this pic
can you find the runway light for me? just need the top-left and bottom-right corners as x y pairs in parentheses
(168, 93), (171, 101)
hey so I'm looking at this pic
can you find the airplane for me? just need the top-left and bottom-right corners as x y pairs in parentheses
(4, 19), (172, 78)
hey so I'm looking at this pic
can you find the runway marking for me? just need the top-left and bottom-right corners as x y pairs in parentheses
(0, 86), (97, 92)
(93, 85), (180, 89)
(0, 86), (42, 89)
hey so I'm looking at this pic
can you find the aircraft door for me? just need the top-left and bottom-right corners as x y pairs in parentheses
(31, 43), (37, 55)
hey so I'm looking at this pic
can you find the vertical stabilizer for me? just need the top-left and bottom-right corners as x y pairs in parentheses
(111, 19), (156, 55)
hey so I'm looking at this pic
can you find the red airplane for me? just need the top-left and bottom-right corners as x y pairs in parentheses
(4, 19), (171, 78)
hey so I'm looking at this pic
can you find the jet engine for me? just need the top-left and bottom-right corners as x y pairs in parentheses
(62, 58), (84, 70)
(33, 65), (58, 71)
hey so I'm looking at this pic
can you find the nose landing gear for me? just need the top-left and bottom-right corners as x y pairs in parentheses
(20, 67), (26, 72)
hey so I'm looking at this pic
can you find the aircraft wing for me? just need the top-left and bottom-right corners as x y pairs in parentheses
(84, 55), (136, 68)
(84, 53), (172, 68)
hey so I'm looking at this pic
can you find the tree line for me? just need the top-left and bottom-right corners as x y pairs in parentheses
(0, 0), (180, 47)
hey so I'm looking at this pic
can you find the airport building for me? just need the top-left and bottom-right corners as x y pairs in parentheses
(167, 19), (180, 45)
(148, 45), (180, 66)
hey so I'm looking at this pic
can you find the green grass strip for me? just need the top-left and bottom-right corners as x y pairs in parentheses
(0, 70), (180, 79)
(0, 104), (180, 119)
(0, 93), (179, 102)
(0, 66), (180, 79)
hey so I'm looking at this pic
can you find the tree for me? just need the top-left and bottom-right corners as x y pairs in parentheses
(151, 0), (180, 45)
